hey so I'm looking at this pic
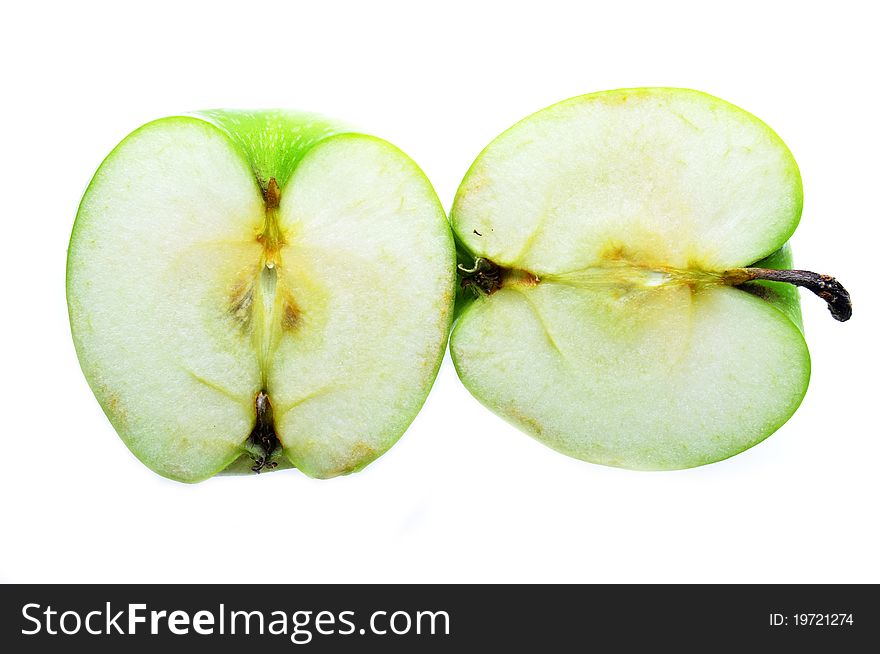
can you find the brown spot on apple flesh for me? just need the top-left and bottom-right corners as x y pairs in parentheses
(333, 441), (378, 476)
(281, 295), (301, 332)
(228, 279), (254, 332)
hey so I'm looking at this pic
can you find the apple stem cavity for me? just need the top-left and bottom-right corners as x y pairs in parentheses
(727, 268), (852, 322)
(249, 390), (280, 473)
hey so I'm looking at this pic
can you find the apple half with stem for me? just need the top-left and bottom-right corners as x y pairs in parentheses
(67, 111), (455, 482)
(450, 88), (851, 470)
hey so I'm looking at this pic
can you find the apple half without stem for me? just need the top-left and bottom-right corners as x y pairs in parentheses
(67, 111), (455, 482)
(450, 88), (851, 471)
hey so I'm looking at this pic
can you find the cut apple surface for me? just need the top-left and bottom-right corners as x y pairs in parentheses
(451, 88), (848, 470)
(68, 111), (454, 482)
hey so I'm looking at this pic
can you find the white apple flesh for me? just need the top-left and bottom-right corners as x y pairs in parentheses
(68, 111), (455, 482)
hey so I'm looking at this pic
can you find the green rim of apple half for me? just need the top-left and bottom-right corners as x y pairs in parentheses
(450, 88), (851, 471)
(67, 111), (455, 482)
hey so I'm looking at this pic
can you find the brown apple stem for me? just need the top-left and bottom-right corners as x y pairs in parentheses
(731, 268), (852, 322)
(249, 390), (279, 473)
(264, 177), (281, 209)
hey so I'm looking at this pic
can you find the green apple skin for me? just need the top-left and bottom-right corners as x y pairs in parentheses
(68, 111), (455, 482)
(196, 110), (346, 189)
(450, 88), (813, 471)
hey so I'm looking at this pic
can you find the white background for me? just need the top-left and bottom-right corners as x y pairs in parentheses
(1, 0), (877, 583)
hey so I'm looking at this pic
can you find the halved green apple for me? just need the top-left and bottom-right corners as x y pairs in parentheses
(67, 111), (455, 482)
(450, 88), (850, 470)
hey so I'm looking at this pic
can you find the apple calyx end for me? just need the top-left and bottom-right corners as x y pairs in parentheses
(730, 268), (853, 322)
(249, 390), (280, 473)
(459, 258), (504, 295)
(458, 258), (539, 296)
